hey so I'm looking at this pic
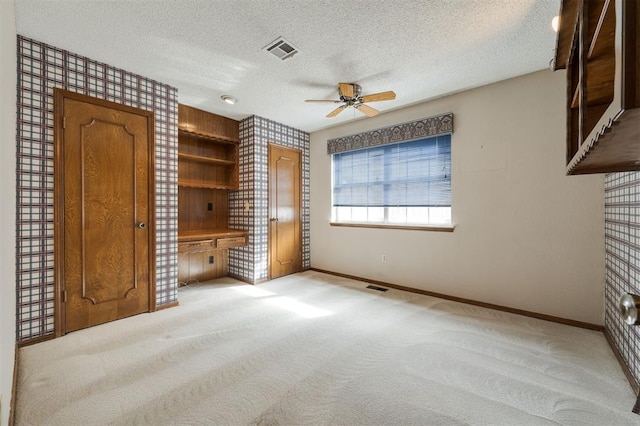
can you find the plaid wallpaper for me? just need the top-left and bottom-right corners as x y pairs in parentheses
(229, 116), (310, 282)
(604, 172), (640, 390)
(16, 36), (179, 342)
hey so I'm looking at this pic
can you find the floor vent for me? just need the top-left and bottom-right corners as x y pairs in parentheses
(263, 37), (299, 61)
(366, 285), (389, 292)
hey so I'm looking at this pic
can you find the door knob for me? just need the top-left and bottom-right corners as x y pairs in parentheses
(270, 218), (278, 222)
(137, 222), (146, 229)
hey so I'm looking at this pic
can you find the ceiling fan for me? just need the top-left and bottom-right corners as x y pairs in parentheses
(305, 83), (396, 118)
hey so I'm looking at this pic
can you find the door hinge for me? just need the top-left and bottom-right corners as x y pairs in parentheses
(63, 290), (67, 303)
(62, 117), (66, 129)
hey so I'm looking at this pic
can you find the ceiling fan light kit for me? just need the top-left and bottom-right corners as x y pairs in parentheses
(305, 82), (396, 118)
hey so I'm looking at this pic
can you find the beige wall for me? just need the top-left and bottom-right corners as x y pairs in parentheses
(0, 1), (16, 423)
(310, 70), (605, 325)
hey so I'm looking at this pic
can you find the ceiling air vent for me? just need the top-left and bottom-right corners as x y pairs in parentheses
(264, 37), (299, 61)
(366, 285), (389, 292)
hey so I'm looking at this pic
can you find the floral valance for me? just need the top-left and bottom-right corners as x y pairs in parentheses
(327, 112), (453, 155)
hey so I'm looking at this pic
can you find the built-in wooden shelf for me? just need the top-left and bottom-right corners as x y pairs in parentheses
(554, 0), (640, 174)
(178, 103), (240, 143)
(177, 180), (237, 190)
(178, 152), (236, 166)
(177, 112), (239, 190)
(177, 128), (239, 144)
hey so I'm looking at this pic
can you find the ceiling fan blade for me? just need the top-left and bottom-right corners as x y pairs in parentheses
(356, 104), (379, 117)
(305, 99), (340, 103)
(338, 82), (354, 98)
(327, 105), (347, 118)
(359, 91), (396, 103)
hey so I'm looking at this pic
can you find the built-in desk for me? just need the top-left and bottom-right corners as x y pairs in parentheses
(178, 229), (248, 253)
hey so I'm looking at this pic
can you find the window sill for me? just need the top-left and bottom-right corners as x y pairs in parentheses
(329, 222), (455, 232)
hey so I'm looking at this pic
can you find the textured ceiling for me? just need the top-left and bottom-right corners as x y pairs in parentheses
(14, 0), (560, 132)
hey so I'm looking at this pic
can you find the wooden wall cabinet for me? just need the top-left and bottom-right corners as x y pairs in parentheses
(554, 0), (639, 174)
(177, 104), (247, 284)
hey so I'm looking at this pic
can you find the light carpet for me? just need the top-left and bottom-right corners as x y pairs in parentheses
(15, 270), (639, 425)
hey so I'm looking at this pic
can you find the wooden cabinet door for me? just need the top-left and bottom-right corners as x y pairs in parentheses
(55, 90), (155, 334)
(268, 144), (302, 279)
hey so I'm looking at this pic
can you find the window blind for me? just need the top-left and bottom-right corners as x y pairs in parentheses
(332, 134), (451, 207)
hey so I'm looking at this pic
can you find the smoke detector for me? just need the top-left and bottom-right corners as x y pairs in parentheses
(263, 37), (299, 61)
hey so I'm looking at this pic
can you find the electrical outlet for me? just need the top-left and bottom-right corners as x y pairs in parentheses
(207, 202), (213, 211)
(381, 254), (387, 263)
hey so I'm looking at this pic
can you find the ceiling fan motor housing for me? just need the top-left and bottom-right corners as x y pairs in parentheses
(339, 83), (362, 102)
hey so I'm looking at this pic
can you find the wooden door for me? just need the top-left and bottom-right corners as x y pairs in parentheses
(54, 89), (155, 334)
(268, 144), (302, 279)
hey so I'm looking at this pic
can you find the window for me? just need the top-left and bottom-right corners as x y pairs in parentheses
(331, 134), (451, 226)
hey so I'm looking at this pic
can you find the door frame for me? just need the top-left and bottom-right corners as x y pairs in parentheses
(267, 143), (303, 280)
(53, 89), (157, 336)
